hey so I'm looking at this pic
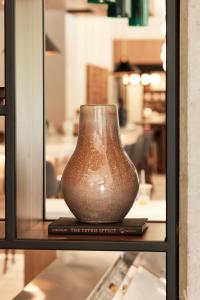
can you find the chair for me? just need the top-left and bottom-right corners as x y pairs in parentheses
(124, 135), (146, 172)
(46, 161), (57, 198)
(124, 131), (154, 184)
(142, 131), (154, 183)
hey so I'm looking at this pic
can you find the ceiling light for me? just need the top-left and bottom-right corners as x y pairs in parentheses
(150, 73), (161, 85)
(122, 74), (130, 86)
(130, 74), (141, 85)
(114, 60), (133, 73)
(141, 73), (151, 85)
(128, 0), (148, 26)
(114, 58), (141, 76)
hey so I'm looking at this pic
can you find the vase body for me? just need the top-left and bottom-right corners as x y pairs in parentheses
(61, 105), (139, 223)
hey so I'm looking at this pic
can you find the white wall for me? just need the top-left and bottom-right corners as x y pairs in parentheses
(65, 14), (114, 120)
(45, 10), (66, 129)
(127, 85), (144, 123)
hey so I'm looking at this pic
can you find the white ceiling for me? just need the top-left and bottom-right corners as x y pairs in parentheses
(46, 0), (107, 15)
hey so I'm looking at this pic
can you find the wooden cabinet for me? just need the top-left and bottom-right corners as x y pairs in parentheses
(24, 250), (56, 285)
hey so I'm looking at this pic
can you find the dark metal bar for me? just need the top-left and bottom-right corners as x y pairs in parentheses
(0, 87), (5, 101)
(166, 0), (179, 299)
(42, 0), (46, 221)
(0, 106), (7, 116)
(0, 239), (167, 251)
(4, 0), (16, 241)
(1, 7), (180, 300)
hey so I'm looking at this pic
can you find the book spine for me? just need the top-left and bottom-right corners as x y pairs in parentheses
(48, 227), (142, 235)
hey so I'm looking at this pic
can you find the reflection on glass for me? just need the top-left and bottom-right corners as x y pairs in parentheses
(86, 252), (166, 300)
(17, 251), (166, 300)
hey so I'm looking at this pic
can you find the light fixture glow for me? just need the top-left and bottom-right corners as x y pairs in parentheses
(161, 23), (166, 36)
(130, 74), (141, 85)
(143, 107), (152, 118)
(24, 283), (45, 300)
(122, 74), (130, 86)
(163, 61), (166, 71)
(150, 73), (161, 85)
(141, 73), (151, 85)
(160, 42), (166, 71)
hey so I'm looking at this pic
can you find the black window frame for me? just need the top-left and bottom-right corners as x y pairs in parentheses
(1, 0), (179, 299)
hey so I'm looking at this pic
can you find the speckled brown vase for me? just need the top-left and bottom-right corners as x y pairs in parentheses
(61, 104), (139, 223)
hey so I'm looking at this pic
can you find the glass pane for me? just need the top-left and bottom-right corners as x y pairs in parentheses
(86, 251), (166, 300)
(0, 250), (24, 298)
(0, 5), (5, 106)
(45, 1), (166, 225)
(14, 251), (166, 299)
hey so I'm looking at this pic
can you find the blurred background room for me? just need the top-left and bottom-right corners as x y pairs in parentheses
(44, 0), (166, 219)
(0, 1), (167, 299)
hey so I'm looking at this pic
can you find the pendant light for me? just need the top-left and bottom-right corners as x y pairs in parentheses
(128, 0), (148, 26)
(88, 0), (148, 26)
(88, 0), (106, 3)
(108, 0), (148, 26)
(113, 40), (140, 75)
(114, 59), (133, 73)
(107, 0), (126, 18)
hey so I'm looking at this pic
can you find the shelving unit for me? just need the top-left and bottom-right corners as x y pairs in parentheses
(0, 0), (179, 299)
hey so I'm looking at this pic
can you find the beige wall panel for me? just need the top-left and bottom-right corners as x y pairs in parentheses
(15, 0), (44, 235)
(114, 39), (164, 65)
(87, 65), (108, 105)
(24, 250), (56, 286)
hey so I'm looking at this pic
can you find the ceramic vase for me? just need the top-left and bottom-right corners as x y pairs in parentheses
(61, 104), (139, 223)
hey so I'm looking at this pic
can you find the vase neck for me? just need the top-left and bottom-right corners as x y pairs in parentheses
(77, 105), (121, 147)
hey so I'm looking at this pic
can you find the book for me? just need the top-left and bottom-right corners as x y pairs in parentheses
(48, 218), (148, 236)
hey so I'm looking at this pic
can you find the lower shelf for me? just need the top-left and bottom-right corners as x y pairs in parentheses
(0, 221), (166, 251)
